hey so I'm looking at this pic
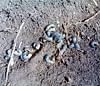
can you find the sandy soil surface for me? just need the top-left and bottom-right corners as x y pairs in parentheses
(0, 0), (100, 86)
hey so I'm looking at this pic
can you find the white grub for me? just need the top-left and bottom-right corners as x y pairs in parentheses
(24, 46), (32, 52)
(44, 32), (53, 42)
(68, 43), (75, 48)
(5, 49), (12, 61)
(45, 24), (56, 32)
(6, 49), (22, 57)
(68, 43), (80, 49)
(32, 42), (41, 50)
(6, 49), (12, 57)
(46, 37), (53, 42)
(20, 50), (32, 62)
(74, 43), (80, 49)
(52, 32), (64, 43)
(59, 44), (67, 55)
(43, 54), (55, 64)
(14, 49), (22, 56)
(56, 40), (63, 49)
(90, 41), (99, 48)
(72, 36), (77, 43)
(48, 27), (55, 32)
(46, 31), (51, 37)
(4, 56), (10, 61)
(14, 41), (22, 56)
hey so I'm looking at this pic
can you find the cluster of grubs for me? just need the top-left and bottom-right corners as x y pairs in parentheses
(5, 24), (99, 64)
(42, 24), (99, 64)
(5, 42), (41, 62)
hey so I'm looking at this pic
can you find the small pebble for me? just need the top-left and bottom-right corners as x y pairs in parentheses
(20, 50), (32, 62)
(43, 54), (55, 64)
(32, 42), (41, 50)
(90, 41), (99, 48)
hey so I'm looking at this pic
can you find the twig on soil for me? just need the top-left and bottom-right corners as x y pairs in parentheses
(71, 11), (100, 26)
(5, 22), (25, 86)
(62, 23), (68, 39)
(92, 0), (98, 6)
(82, 11), (100, 22)
(18, 41), (22, 49)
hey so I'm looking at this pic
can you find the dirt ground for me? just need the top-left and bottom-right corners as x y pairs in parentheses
(0, 0), (100, 86)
